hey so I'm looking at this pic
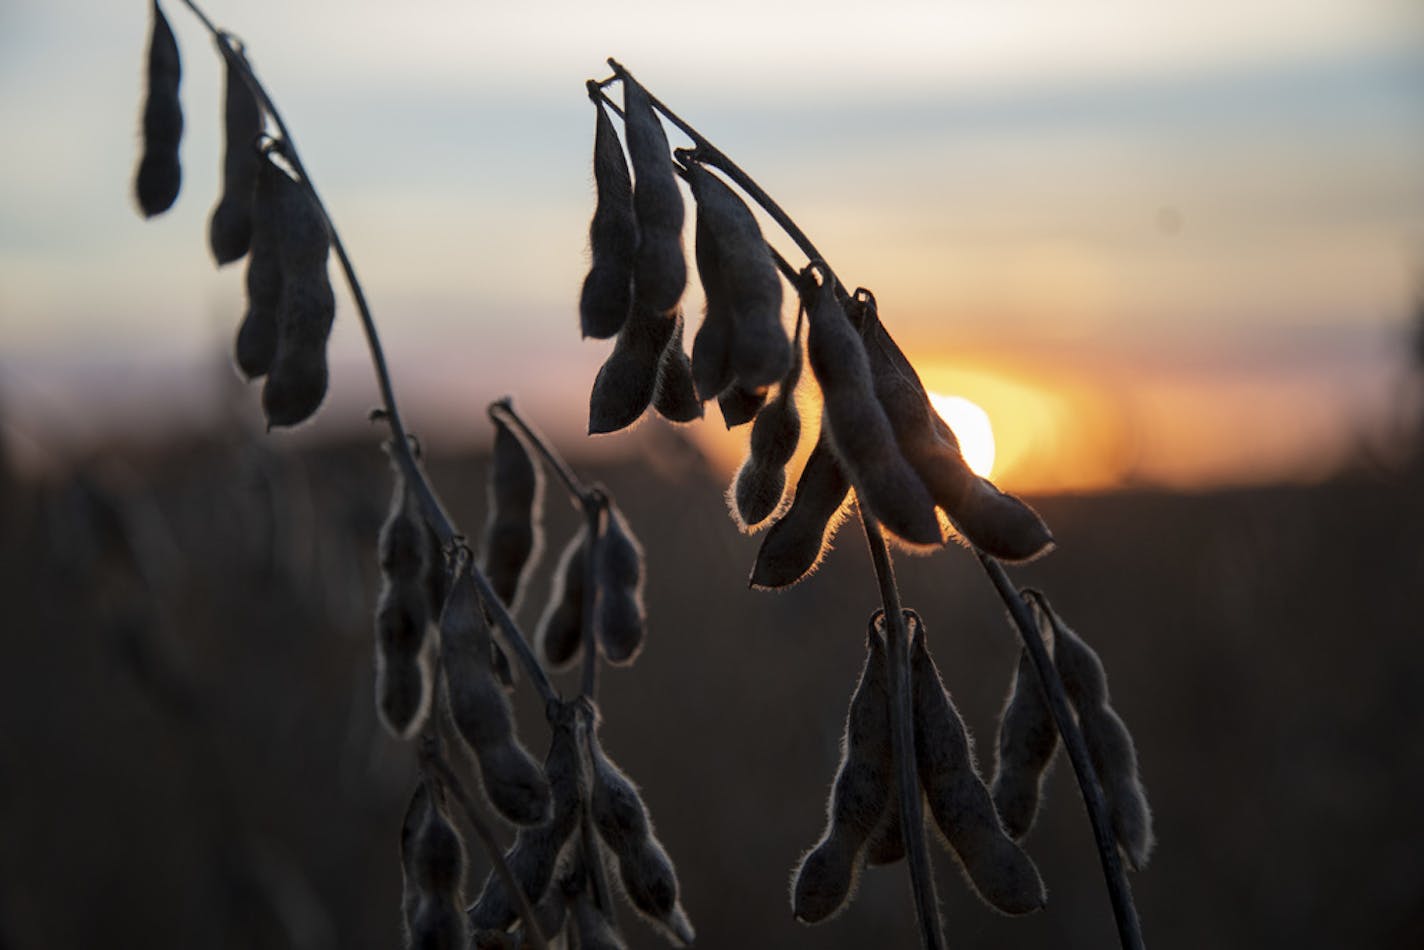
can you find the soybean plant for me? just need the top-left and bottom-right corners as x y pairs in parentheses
(575, 60), (1153, 950)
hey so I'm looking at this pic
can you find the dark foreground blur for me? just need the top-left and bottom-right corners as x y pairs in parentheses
(1, 417), (1421, 950)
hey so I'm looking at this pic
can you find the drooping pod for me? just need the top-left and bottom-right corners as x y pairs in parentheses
(991, 646), (1059, 841)
(800, 268), (940, 547)
(260, 157), (336, 429)
(622, 79), (685, 313)
(1030, 593), (1154, 869)
(408, 786), (470, 950)
(651, 315), (703, 423)
(863, 792), (905, 867)
(588, 300), (678, 435)
(856, 296), (1053, 562)
(400, 782), (432, 940)
(571, 889), (629, 950)
(684, 161), (790, 391)
(589, 735), (696, 945)
(481, 414), (543, 612)
(594, 501), (646, 665)
(467, 713), (583, 932)
(534, 528), (587, 671)
(730, 326), (803, 531)
(791, 620), (893, 924)
(715, 382), (767, 430)
(374, 462), (433, 740)
(748, 424), (851, 590)
(134, 0), (182, 218)
(439, 562), (551, 826)
(907, 612), (1046, 915)
(207, 40), (264, 265)
(234, 156), (282, 378)
(579, 93), (637, 339)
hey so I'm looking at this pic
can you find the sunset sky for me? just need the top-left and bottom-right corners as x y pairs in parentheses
(2, 0), (1422, 491)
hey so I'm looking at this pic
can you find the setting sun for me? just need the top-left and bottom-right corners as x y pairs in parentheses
(927, 393), (997, 479)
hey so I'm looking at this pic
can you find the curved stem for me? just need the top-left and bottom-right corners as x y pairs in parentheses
(174, 0), (556, 707)
(977, 554), (1146, 950)
(860, 512), (946, 950)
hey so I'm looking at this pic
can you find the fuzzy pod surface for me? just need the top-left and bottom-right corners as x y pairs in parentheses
(991, 646), (1060, 841)
(374, 469), (433, 740)
(684, 162), (789, 390)
(749, 424), (851, 589)
(400, 782), (432, 939)
(1033, 596), (1154, 869)
(235, 158), (282, 378)
(208, 42), (263, 265)
(534, 528), (587, 670)
(134, 0), (182, 218)
(260, 159), (335, 429)
(857, 301), (1052, 562)
(595, 503), (646, 665)
(439, 566), (551, 826)
(482, 416), (543, 611)
(801, 273), (939, 547)
(651, 314), (703, 423)
(580, 97), (637, 339)
(792, 623), (893, 923)
(908, 614), (1046, 915)
(731, 345), (802, 531)
(589, 737), (695, 944)
(716, 382), (767, 430)
(622, 80), (686, 313)
(588, 299), (678, 435)
(467, 717), (583, 932)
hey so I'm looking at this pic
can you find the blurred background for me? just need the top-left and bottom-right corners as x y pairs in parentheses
(1, 0), (1422, 947)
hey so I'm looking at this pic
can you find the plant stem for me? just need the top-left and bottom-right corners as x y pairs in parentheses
(599, 61), (850, 300)
(172, 0), (557, 706)
(421, 748), (550, 950)
(976, 554), (1146, 950)
(861, 513), (946, 950)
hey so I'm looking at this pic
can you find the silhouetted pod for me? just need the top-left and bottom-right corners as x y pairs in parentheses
(857, 301), (1053, 561)
(863, 792), (905, 867)
(580, 97), (637, 339)
(908, 613), (1046, 915)
(689, 195), (735, 401)
(589, 299), (678, 435)
(1034, 596), (1154, 869)
(411, 896), (469, 950)
(589, 736), (695, 944)
(792, 622), (893, 924)
(684, 162), (789, 390)
(749, 425), (851, 589)
(731, 346), (802, 531)
(716, 382), (767, 430)
(991, 647), (1059, 840)
(534, 528), (587, 670)
(261, 160), (335, 429)
(375, 468), (432, 739)
(595, 503), (646, 664)
(622, 80), (685, 313)
(651, 314), (703, 423)
(482, 416), (543, 611)
(235, 159), (282, 378)
(413, 792), (466, 899)
(400, 782), (432, 940)
(208, 41), (263, 265)
(134, 0), (182, 217)
(467, 717), (583, 931)
(801, 269), (939, 546)
(439, 566), (551, 826)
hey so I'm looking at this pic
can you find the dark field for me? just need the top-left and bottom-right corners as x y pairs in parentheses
(2, 420), (1421, 949)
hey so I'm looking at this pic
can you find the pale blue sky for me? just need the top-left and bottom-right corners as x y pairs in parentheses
(1, 1), (1421, 487)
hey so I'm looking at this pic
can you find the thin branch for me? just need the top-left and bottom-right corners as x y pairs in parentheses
(172, 0), (555, 702)
(977, 555), (1146, 950)
(861, 513), (946, 950)
(421, 749), (550, 950)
